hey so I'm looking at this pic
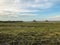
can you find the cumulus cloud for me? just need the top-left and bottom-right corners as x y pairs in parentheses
(0, 0), (58, 14)
(0, 0), (60, 21)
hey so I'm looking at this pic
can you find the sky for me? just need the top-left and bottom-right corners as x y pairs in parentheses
(0, 0), (60, 21)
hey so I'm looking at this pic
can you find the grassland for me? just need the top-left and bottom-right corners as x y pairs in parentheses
(0, 21), (60, 45)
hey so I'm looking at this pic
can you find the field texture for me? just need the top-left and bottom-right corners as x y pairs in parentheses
(0, 21), (60, 45)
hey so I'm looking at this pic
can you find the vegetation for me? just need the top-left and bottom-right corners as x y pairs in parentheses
(0, 21), (60, 45)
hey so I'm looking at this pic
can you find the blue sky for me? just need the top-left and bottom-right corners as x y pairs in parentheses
(0, 0), (60, 21)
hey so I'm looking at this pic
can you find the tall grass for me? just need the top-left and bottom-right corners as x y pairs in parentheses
(0, 22), (60, 45)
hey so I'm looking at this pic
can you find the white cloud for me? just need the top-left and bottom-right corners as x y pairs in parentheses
(48, 16), (60, 21)
(32, 2), (53, 9)
(0, 0), (53, 10)
(0, 13), (36, 21)
(0, 0), (59, 21)
(0, 0), (59, 16)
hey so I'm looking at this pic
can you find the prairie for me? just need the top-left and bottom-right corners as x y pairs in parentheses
(0, 21), (60, 45)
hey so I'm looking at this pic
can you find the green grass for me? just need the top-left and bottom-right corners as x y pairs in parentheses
(0, 22), (60, 45)
(0, 22), (60, 34)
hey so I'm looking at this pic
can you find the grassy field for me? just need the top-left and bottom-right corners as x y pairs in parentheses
(0, 21), (60, 45)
